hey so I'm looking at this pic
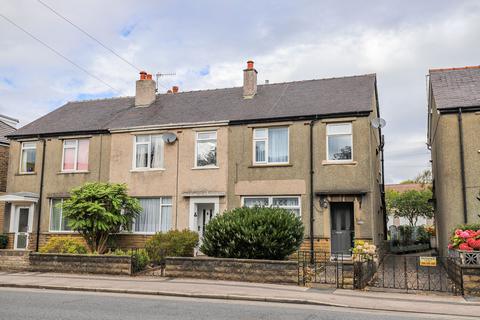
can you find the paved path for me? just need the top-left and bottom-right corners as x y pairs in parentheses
(0, 272), (478, 317)
(0, 287), (468, 320)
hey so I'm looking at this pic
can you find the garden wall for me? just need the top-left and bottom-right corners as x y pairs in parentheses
(157, 256), (298, 284)
(461, 266), (480, 296)
(29, 253), (132, 275)
(0, 250), (30, 271)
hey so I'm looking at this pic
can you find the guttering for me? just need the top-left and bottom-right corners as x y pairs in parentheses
(229, 111), (371, 126)
(458, 108), (468, 223)
(109, 120), (229, 133)
(35, 138), (47, 252)
(6, 129), (109, 141)
(308, 117), (319, 263)
(438, 105), (480, 114)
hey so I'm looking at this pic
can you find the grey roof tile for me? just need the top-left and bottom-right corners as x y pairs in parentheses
(430, 66), (480, 110)
(0, 119), (16, 144)
(10, 74), (376, 138)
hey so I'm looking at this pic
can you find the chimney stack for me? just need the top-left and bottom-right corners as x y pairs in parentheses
(243, 60), (257, 99)
(172, 86), (179, 93)
(135, 71), (156, 107)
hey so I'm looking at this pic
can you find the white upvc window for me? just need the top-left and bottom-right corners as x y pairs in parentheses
(132, 197), (173, 234)
(62, 139), (90, 171)
(326, 123), (353, 161)
(253, 127), (289, 164)
(49, 198), (71, 232)
(133, 135), (164, 170)
(20, 142), (36, 173)
(242, 196), (301, 216)
(195, 131), (217, 167)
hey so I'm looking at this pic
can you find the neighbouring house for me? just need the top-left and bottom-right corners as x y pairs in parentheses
(385, 183), (433, 228)
(427, 66), (480, 255)
(0, 114), (19, 248)
(1, 61), (385, 255)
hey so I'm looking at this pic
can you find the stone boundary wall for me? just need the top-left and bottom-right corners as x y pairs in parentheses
(29, 253), (132, 275)
(0, 250), (30, 271)
(161, 256), (298, 284)
(461, 265), (480, 296)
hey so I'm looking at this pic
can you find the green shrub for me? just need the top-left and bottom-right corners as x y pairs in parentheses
(39, 237), (88, 254)
(145, 230), (199, 265)
(110, 248), (150, 273)
(200, 207), (304, 260)
(0, 234), (8, 249)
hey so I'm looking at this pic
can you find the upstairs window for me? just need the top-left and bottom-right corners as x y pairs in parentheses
(50, 198), (71, 232)
(134, 135), (164, 169)
(253, 127), (289, 164)
(195, 131), (217, 167)
(327, 123), (352, 161)
(62, 139), (89, 171)
(20, 142), (36, 173)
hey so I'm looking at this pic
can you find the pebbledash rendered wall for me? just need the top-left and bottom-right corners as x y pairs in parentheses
(155, 256), (298, 284)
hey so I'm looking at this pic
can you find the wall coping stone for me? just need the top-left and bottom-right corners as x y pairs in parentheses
(166, 256), (297, 265)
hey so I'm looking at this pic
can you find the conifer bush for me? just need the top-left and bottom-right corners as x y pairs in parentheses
(200, 207), (304, 260)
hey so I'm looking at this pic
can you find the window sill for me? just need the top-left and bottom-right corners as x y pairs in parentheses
(130, 168), (166, 172)
(249, 163), (293, 168)
(57, 170), (90, 174)
(16, 172), (36, 176)
(192, 166), (219, 170)
(322, 160), (357, 166)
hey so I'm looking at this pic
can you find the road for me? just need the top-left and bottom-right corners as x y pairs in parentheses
(0, 287), (467, 320)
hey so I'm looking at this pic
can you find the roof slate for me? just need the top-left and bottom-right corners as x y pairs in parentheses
(10, 74), (376, 138)
(430, 66), (480, 110)
(0, 119), (16, 144)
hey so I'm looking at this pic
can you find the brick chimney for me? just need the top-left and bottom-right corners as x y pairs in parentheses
(135, 71), (156, 107)
(243, 60), (257, 99)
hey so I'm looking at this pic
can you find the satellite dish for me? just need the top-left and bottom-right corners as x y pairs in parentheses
(162, 132), (177, 144)
(371, 118), (386, 129)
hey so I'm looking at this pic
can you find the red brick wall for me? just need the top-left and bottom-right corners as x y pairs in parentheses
(0, 145), (9, 193)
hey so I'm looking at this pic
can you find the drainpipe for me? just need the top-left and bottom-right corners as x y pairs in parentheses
(458, 108), (468, 223)
(35, 138), (46, 252)
(309, 119), (319, 263)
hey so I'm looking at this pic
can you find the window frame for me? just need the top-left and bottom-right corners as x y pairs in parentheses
(61, 139), (90, 172)
(241, 195), (301, 216)
(19, 141), (36, 174)
(49, 198), (73, 233)
(131, 197), (173, 234)
(194, 130), (218, 168)
(132, 134), (165, 170)
(326, 123), (353, 163)
(252, 127), (289, 165)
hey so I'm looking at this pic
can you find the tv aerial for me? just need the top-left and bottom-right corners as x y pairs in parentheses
(370, 117), (386, 129)
(155, 72), (176, 92)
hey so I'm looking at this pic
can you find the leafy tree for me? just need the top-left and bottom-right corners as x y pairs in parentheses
(414, 169), (432, 186)
(61, 182), (142, 254)
(386, 189), (434, 228)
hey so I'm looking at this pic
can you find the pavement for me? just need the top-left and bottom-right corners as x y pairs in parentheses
(0, 271), (478, 317)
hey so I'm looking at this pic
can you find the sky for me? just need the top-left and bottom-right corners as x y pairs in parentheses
(1, 0), (480, 183)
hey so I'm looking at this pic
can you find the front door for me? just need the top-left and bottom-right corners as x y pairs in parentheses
(14, 206), (31, 250)
(330, 202), (354, 255)
(195, 203), (215, 240)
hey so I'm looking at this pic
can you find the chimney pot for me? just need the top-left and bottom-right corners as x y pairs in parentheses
(243, 60), (257, 99)
(135, 71), (156, 107)
(172, 86), (179, 93)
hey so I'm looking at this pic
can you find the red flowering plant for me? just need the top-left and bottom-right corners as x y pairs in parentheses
(449, 229), (480, 251)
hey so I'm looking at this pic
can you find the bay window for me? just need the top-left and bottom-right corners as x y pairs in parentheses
(326, 123), (352, 161)
(20, 142), (36, 173)
(62, 139), (89, 171)
(253, 127), (289, 164)
(134, 135), (164, 169)
(133, 197), (172, 233)
(242, 196), (301, 216)
(195, 131), (217, 167)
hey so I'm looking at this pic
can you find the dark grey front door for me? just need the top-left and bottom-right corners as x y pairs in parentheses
(330, 203), (354, 255)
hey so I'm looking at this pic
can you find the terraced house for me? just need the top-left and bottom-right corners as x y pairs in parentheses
(1, 61), (385, 255)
